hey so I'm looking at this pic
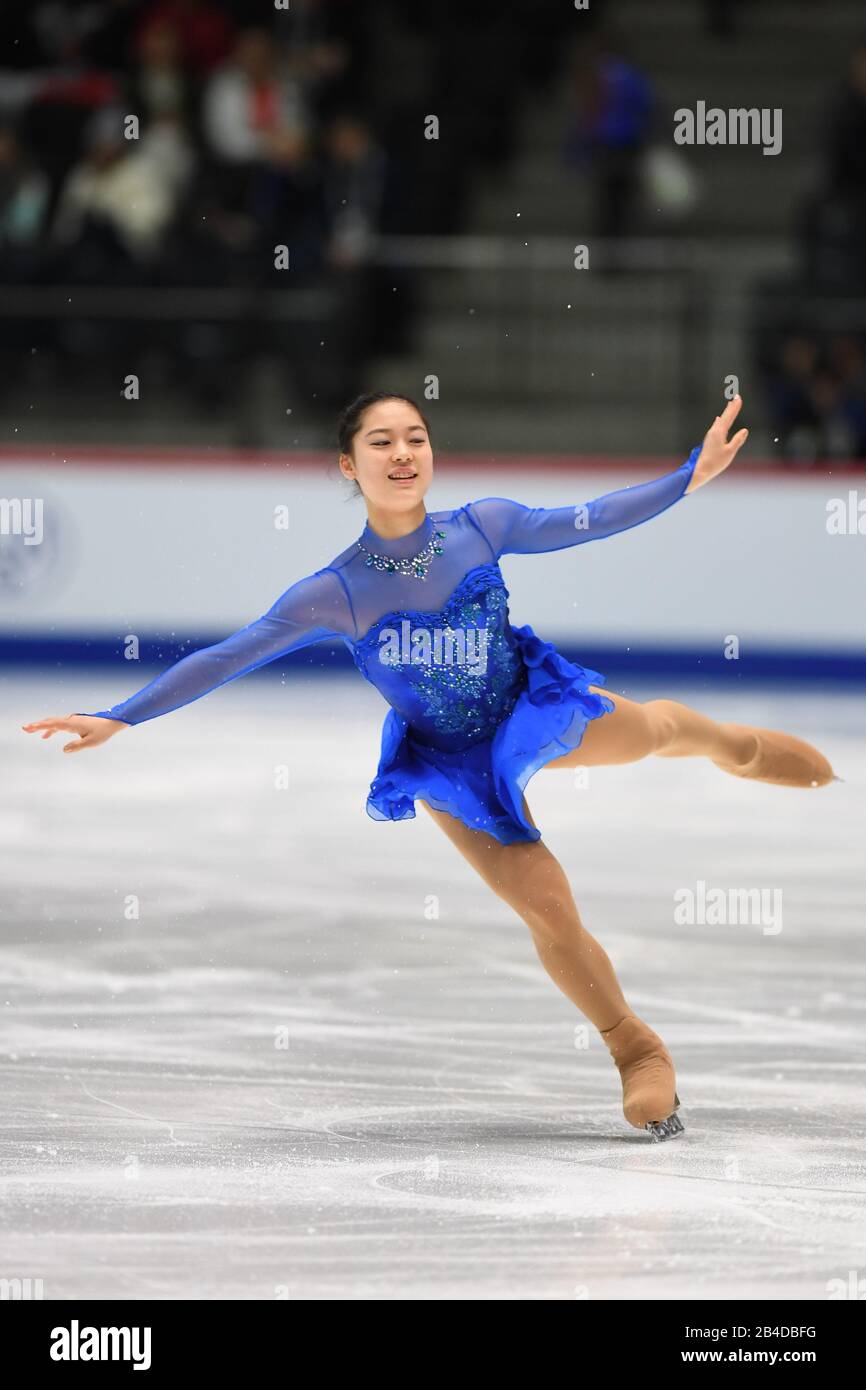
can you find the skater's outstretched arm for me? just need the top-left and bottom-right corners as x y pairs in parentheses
(22, 567), (354, 753)
(467, 395), (749, 559)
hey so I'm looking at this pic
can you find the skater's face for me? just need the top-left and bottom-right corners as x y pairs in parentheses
(339, 399), (433, 518)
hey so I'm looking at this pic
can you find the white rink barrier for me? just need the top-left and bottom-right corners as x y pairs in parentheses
(1, 450), (864, 682)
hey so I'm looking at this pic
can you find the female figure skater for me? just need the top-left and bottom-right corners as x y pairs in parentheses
(23, 391), (836, 1141)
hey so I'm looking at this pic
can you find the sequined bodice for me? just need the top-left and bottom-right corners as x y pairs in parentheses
(351, 563), (528, 750)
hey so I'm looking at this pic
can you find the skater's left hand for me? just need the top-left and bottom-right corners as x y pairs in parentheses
(686, 395), (749, 492)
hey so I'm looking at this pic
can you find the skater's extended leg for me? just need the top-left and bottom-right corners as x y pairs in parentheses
(417, 796), (630, 1032)
(545, 687), (835, 786)
(545, 687), (756, 767)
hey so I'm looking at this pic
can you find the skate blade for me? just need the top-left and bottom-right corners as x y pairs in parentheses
(645, 1111), (684, 1141)
(645, 1093), (684, 1142)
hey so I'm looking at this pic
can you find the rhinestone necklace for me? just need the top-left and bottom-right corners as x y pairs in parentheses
(356, 515), (446, 580)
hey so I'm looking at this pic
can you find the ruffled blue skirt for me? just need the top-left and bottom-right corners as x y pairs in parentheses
(365, 624), (617, 845)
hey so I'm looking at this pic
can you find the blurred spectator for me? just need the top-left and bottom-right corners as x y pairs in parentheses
(29, 2), (122, 67)
(127, 18), (199, 132)
(321, 111), (385, 268)
(800, 38), (866, 291)
(203, 28), (307, 163)
(826, 36), (866, 200)
(804, 368), (861, 460)
(760, 39), (866, 459)
(52, 105), (192, 272)
(766, 332), (866, 462)
(80, 0), (143, 70)
(0, 125), (49, 248)
(767, 334), (821, 453)
(136, 0), (234, 77)
(319, 110), (414, 377)
(563, 29), (653, 238)
(277, 0), (354, 125)
(245, 126), (326, 273)
(829, 335), (866, 455)
(195, 26), (337, 281)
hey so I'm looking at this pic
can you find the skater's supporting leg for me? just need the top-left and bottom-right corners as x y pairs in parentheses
(417, 796), (630, 1033)
(418, 796), (680, 1132)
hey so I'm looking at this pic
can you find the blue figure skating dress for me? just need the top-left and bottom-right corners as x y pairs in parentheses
(76, 448), (700, 845)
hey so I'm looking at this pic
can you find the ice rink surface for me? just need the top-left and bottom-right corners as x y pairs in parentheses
(3, 670), (865, 1301)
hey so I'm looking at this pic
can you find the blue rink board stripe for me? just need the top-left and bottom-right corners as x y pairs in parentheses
(2, 633), (866, 683)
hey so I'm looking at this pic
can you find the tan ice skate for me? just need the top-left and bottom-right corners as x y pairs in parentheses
(713, 724), (837, 789)
(601, 1014), (684, 1141)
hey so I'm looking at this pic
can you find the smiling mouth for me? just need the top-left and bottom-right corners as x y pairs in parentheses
(388, 471), (417, 480)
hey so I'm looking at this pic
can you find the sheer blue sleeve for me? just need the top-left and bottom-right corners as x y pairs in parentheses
(465, 445), (701, 559)
(74, 567), (354, 726)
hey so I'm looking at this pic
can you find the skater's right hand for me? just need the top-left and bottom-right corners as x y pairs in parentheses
(21, 714), (129, 754)
(687, 394), (749, 492)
